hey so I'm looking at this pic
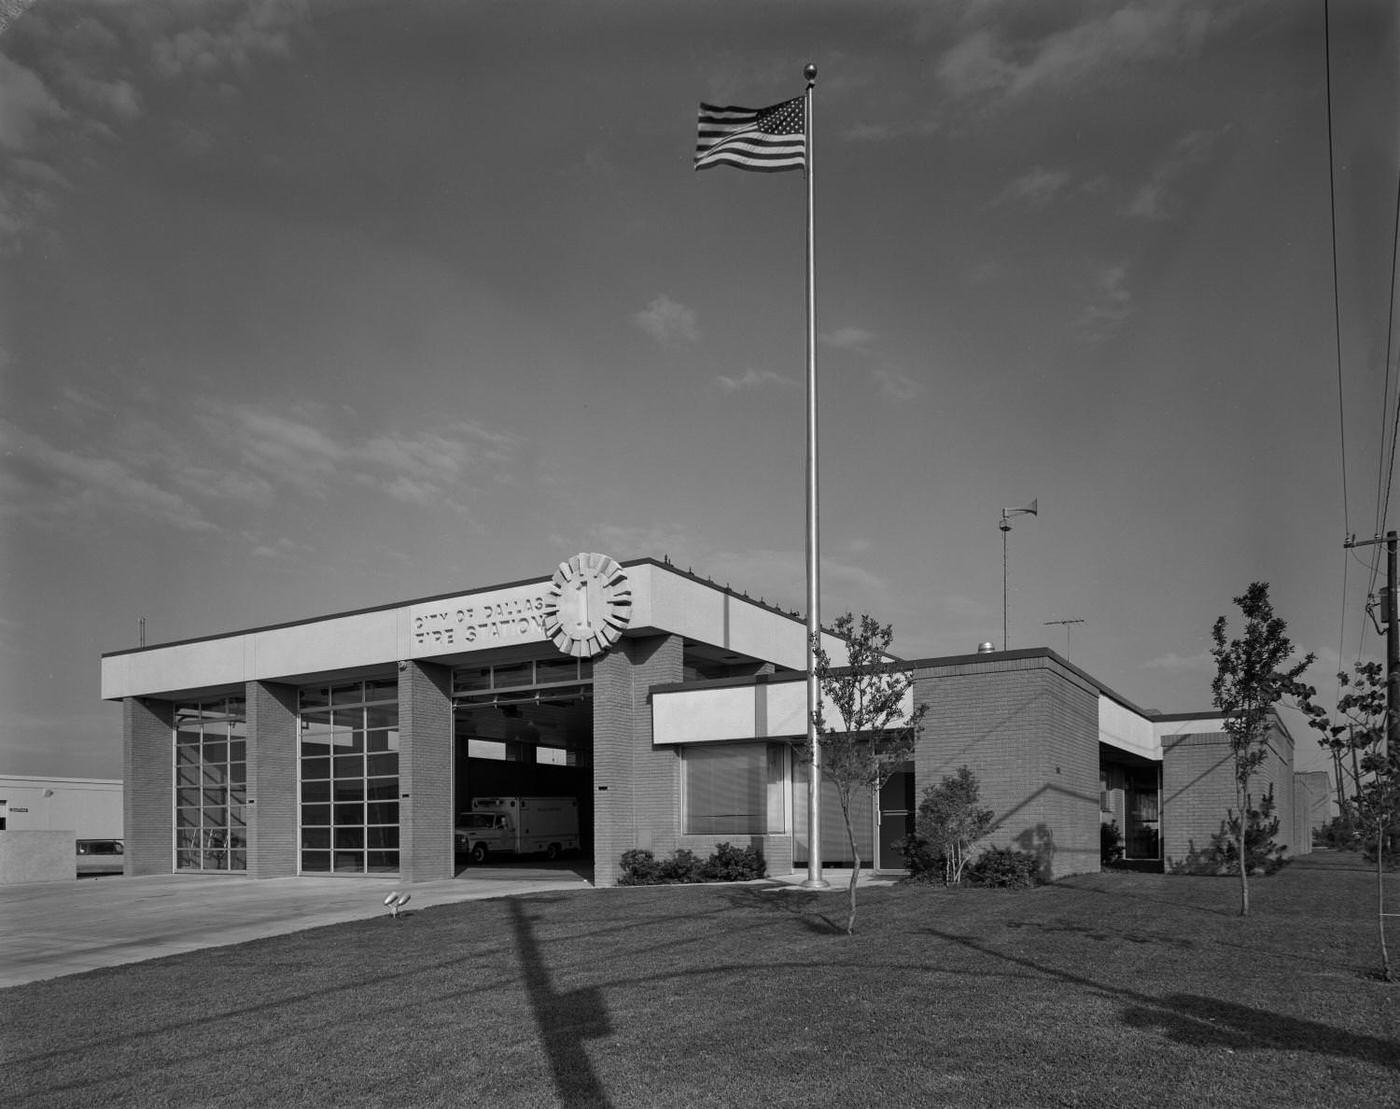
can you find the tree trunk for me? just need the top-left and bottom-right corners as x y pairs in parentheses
(845, 822), (860, 935)
(837, 792), (859, 935)
(1238, 820), (1249, 916)
(1236, 786), (1250, 917)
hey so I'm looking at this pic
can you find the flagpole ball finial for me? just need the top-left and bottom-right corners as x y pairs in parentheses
(804, 63), (817, 84)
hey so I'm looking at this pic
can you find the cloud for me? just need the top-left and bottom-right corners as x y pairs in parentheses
(1141, 650), (1214, 673)
(249, 535), (309, 560)
(844, 122), (898, 143)
(219, 406), (345, 495)
(0, 55), (67, 152)
(52, 59), (141, 123)
(990, 166), (1072, 209)
(936, 29), (1015, 99)
(633, 294), (699, 346)
(1077, 263), (1133, 341)
(195, 403), (522, 510)
(937, 1), (1225, 104)
(12, 156), (70, 189)
(820, 327), (876, 354)
(3, 396), (524, 542)
(151, 0), (310, 80)
(175, 466), (276, 506)
(715, 368), (798, 393)
(872, 367), (923, 401)
(1124, 128), (1222, 220)
(0, 418), (219, 534)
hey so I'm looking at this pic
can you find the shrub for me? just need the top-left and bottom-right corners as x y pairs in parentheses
(659, 848), (706, 884)
(1314, 815), (1361, 850)
(1172, 790), (1289, 876)
(701, 842), (767, 881)
(1213, 790), (1290, 876)
(1100, 820), (1124, 866)
(965, 847), (1041, 889)
(907, 767), (994, 885)
(895, 834), (944, 884)
(618, 843), (766, 885)
(618, 848), (663, 886)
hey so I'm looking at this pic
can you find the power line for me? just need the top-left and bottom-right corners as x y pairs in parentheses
(1324, 0), (1371, 680)
(1374, 152), (1400, 536)
(1325, 0), (1351, 544)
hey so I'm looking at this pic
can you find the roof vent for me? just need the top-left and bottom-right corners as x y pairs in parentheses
(977, 641), (995, 654)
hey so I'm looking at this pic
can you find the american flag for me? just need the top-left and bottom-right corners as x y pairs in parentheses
(694, 97), (806, 173)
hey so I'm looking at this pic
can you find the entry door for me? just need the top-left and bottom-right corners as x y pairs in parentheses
(877, 764), (915, 870)
(1124, 769), (1161, 860)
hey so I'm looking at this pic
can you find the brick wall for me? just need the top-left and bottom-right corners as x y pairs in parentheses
(400, 660), (454, 882)
(1161, 730), (1233, 866)
(1295, 770), (1332, 846)
(1161, 718), (1298, 868)
(123, 697), (173, 876)
(592, 634), (683, 886)
(247, 680), (298, 878)
(1264, 722), (1296, 855)
(912, 654), (1100, 879)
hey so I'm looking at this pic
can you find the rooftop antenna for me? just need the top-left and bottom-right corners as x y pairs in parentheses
(999, 498), (1038, 649)
(139, 616), (146, 647)
(1043, 618), (1084, 661)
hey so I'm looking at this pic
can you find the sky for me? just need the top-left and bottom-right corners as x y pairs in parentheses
(1, 0), (1397, 781)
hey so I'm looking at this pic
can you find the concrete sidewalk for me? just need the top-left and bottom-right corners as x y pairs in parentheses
(0, 864), (900, 989)
(0, 867), (593, 989)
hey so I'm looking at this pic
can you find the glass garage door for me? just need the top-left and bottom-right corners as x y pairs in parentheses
(174, 697), (248, 872)
(298, 679), (400, 874)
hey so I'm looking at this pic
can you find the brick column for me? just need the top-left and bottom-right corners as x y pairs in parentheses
(913, 655), (1099, 880)
(591, 633), (684, 886)
(1161, 730), (1232, 866)
(123, 697), (173, 876)
(400, 660), (454, 882)
(247, 680), (298, 878)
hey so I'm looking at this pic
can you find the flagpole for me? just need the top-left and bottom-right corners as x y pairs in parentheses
(801, 61), (827, 890)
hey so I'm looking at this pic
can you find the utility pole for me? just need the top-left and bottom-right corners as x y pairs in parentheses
(1043, 618), (1084, 662)
(1344, 530), (1399, 752)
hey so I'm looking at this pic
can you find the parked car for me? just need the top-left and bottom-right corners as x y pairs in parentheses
(76, 838), (125, 877)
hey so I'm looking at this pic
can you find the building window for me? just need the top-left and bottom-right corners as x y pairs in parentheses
(683, 743), (785, 835)
(299, 680), (399, 875)
(173, 697), (248, 871)
(453, 657), (592, 698)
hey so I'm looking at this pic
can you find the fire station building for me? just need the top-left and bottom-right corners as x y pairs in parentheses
(100, 554), (1320, 887)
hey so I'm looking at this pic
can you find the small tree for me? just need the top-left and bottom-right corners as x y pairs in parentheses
(1307, 661), (1389, 839)
(1210, 582), (1314, 917)
(1305, 660), (1400, 981)
(1356, 745), (1400, 980)
(1208, 787), (1289, 876)
(914, 766), (994, 885)
(804, 612), (927, 935)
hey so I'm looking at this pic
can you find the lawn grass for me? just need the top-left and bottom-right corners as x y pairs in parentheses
(2, 851), (1398, 1108)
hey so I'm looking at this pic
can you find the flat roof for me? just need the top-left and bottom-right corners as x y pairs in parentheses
(100, 557), (847, 702)
(652, 645), (1212, 723)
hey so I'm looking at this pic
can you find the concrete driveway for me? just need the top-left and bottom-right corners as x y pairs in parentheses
(0, 864), (593, 989)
